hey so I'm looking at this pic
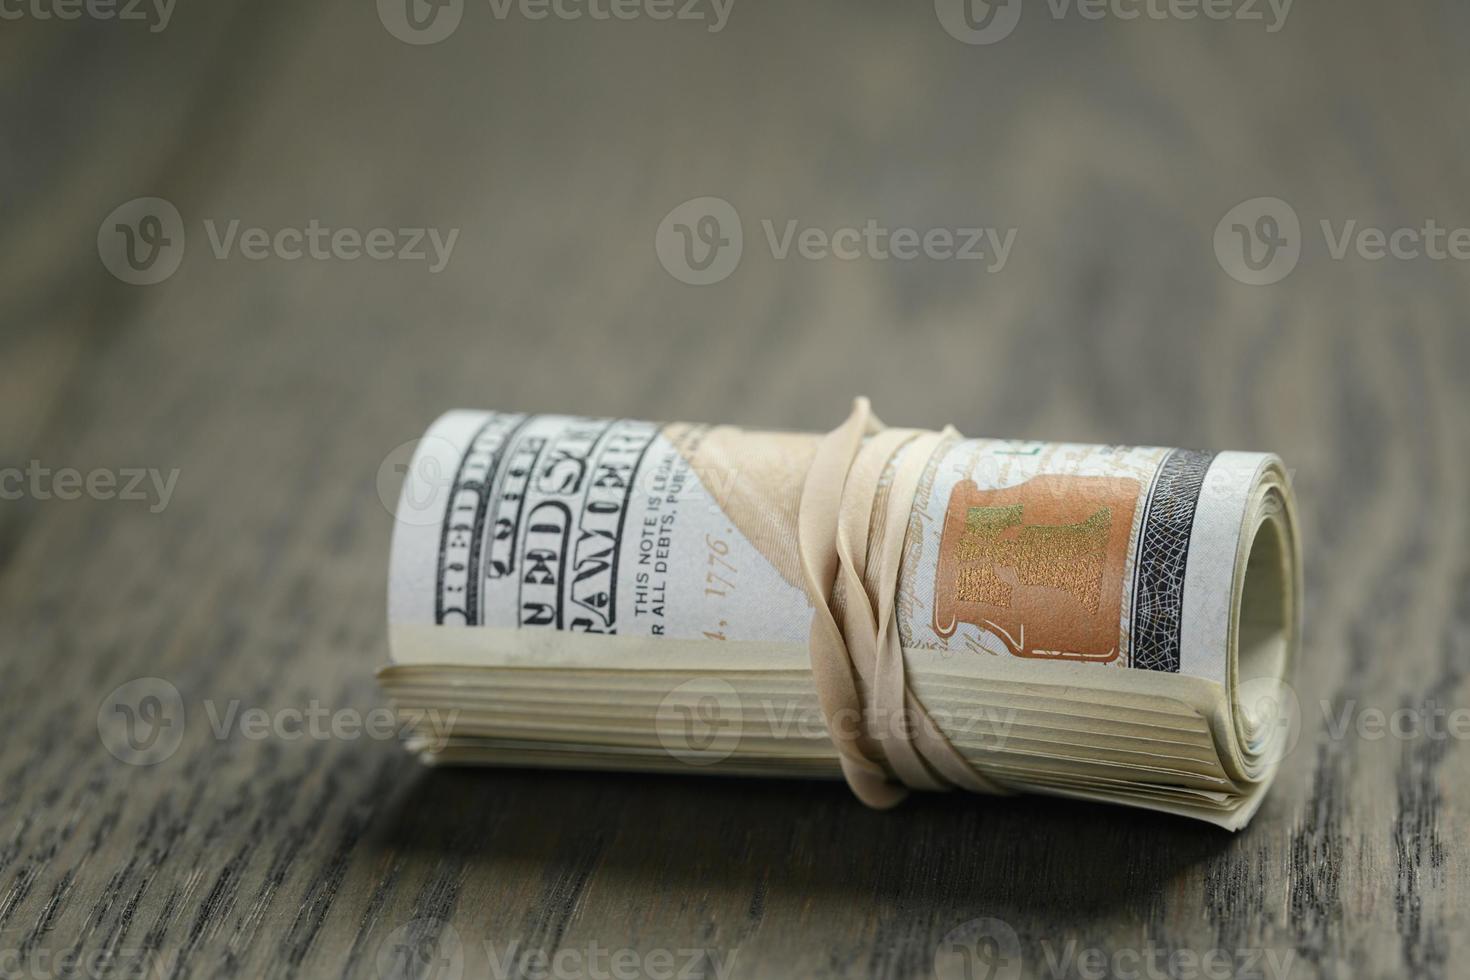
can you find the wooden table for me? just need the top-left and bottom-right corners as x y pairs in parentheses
(2, 2), (1466, 977)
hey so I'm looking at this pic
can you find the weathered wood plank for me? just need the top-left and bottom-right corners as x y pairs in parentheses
(1, 1), (1466, 977)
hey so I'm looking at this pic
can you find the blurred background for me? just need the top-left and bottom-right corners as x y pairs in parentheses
(1, 1), (1467, 977)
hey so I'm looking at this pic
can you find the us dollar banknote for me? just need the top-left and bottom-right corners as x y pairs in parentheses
(383, 410), (1301, 828)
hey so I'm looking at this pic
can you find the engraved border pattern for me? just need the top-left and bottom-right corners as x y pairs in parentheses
(1128, 448), (1215, 672)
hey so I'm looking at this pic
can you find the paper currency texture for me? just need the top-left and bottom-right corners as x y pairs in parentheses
(383, 409), (1301, 828)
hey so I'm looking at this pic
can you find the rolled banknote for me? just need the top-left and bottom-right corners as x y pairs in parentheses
(382, 404), (1301, 829)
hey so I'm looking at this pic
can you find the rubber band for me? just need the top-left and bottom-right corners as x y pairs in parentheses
(796, 398), (1011, 807)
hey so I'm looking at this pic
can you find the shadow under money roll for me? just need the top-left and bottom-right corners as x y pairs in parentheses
(379, 401), (1301, 829)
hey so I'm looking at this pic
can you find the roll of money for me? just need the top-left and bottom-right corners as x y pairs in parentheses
(382, 407), (1301, 829)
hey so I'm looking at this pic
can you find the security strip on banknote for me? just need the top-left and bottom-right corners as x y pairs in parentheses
(381, 405), (1301, 829)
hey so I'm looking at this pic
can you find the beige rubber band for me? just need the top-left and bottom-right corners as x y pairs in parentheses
(797, 398), (1011, 808)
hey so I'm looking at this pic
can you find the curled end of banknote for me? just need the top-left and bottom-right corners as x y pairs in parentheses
(1226, 457), (1302, 790)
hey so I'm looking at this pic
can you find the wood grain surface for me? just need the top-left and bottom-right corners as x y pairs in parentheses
(1, 1), (1467, 977)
